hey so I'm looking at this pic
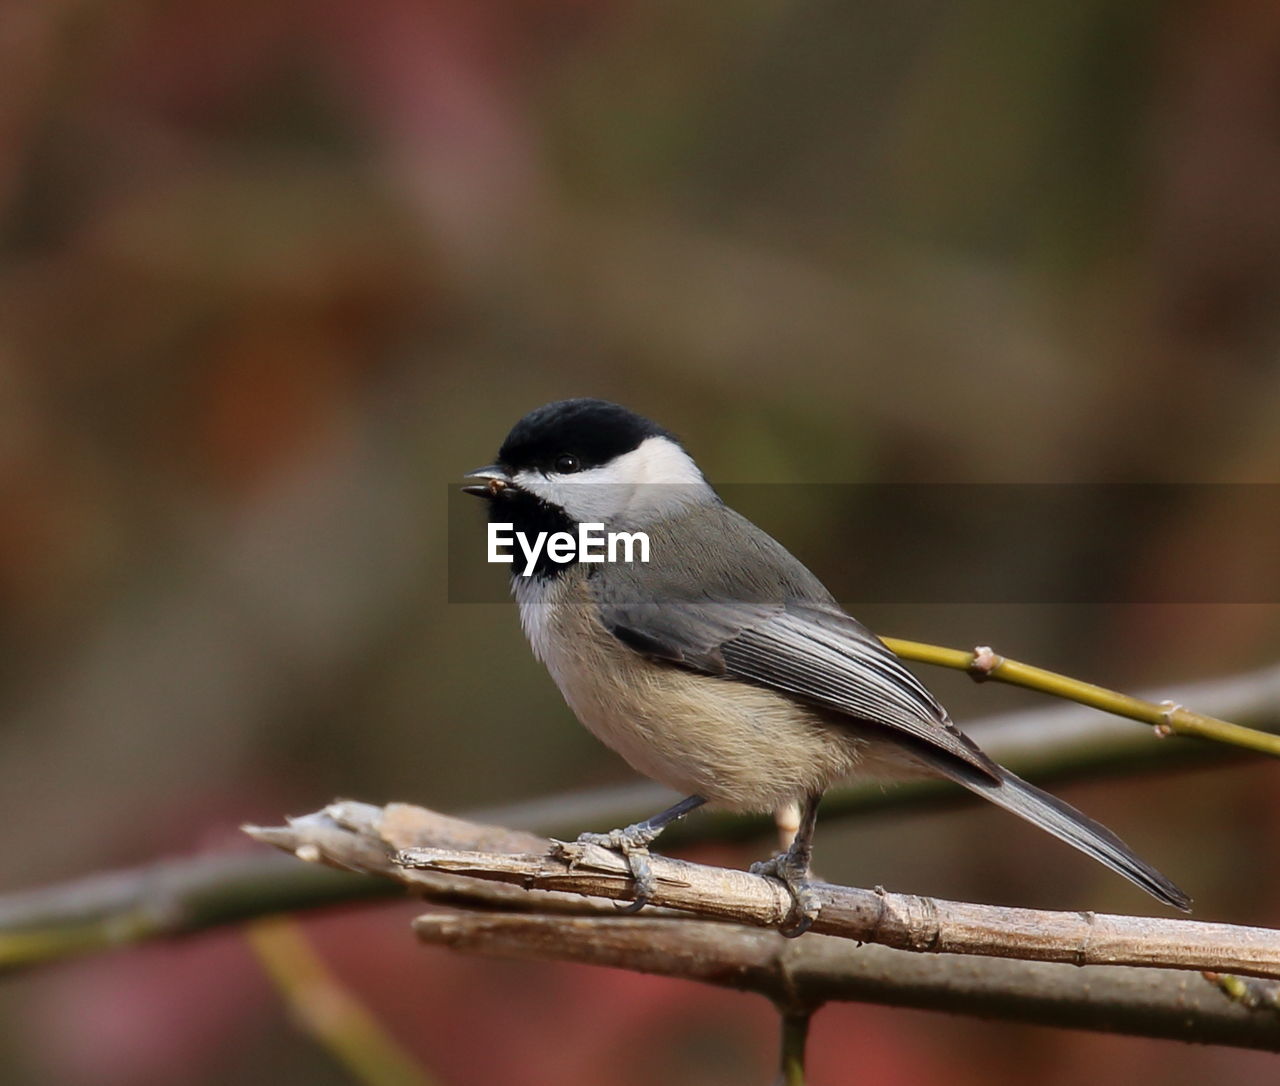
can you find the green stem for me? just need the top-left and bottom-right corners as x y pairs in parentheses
(882, 637), (1280, 758)
(0, 853), (389, 972)
(248, 917), (440, 1086)
(776, 1008), (812, 1086)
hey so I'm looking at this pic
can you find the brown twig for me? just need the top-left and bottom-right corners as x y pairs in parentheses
(401, 842), (1280, 980)
(412, 913), (1280, 1051)
(245, 800), (1280, 1051)
(249, 801), (1280, 981)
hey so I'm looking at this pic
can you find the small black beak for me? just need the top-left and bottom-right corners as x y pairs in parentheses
(461, 465), (512, 499)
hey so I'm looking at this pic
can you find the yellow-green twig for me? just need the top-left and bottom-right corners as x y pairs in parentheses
(0, 916), (153, 969)
(246, 916), (439, 1086)
(882, 638), (1280, 758)
(776, 1008), (811, 1086)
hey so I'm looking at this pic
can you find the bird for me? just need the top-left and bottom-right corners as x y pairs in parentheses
(462, 397), (1190, 934)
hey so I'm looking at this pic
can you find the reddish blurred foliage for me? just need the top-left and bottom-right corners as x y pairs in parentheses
(27, 928), (273, 1086)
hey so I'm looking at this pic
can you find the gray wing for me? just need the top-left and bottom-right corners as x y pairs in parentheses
(595, 505), (999, 780)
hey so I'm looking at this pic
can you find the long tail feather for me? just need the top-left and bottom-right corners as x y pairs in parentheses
(934, 762), (1191, 911)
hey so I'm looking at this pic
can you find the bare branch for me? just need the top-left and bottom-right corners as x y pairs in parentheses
(412, 913), (1280, 1051)
(411, 849), (1280, 980)
(3, 660), (1278, 975)
(249, 800), (1280, 1050)
(250, 801), (1280, 981)
(0, 851), (387, 973)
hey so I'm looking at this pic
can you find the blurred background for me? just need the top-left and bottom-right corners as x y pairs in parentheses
(3, 1), (1280, 1083)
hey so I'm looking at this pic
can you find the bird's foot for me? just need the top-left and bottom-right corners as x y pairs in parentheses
(560, 822), (662, 914)
(751, 850), (821, 937)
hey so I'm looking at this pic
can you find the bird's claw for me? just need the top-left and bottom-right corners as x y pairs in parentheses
(571, 823), (660, 913)
(751, 851), (821, 938)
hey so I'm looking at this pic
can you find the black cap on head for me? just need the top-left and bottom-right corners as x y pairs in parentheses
(497, 398), (676, 473)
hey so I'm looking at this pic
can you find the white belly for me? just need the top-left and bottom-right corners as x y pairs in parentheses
(517, 579), (865, 812)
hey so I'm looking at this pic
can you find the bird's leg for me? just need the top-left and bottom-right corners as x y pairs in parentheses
(567, 794), (706, 913)
(750, 791), (823, 937)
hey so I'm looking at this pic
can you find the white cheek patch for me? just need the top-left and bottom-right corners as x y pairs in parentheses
(512, 436), (713, 524)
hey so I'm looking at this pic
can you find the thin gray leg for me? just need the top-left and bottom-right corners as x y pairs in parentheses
(573, 795), (707, 912)
(751, 791), (823, 937)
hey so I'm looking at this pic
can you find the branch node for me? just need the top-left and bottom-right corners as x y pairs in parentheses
(1074, 911), (1098, 967)
(549, 837), (587, 869)
(1203, 971), (1280, 1013)
(1155, 700), (1184, 738)
(968, 645), (1002, 682)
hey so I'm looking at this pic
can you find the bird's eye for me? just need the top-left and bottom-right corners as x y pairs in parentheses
(553, 454), (580, 474)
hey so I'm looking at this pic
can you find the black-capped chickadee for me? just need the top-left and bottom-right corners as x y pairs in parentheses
(464, 398), (1189, 933)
